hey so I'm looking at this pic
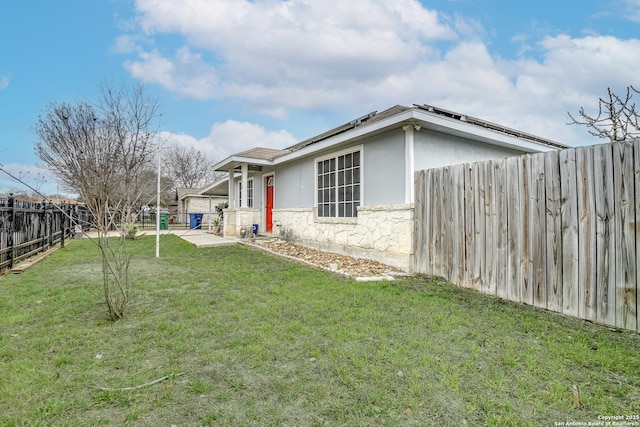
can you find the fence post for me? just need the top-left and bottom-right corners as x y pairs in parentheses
(8, 194), (15, 269)
(60, 203), (66, 248)
(48, 201), (54, 248)
(41, 200), (47, 250)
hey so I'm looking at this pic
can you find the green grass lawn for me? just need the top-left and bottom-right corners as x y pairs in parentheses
(0, 235), (638, 426)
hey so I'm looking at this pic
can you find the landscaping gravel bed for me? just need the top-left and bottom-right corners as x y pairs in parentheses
(249, 240), (403, 278)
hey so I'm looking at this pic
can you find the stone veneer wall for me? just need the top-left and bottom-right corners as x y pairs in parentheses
(184, 197), (226, 216)
(223, 208), (261, 237)
(272, 204), (414, 271)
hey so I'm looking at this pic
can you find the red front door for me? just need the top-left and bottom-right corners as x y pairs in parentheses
(265, 175), (274, 232)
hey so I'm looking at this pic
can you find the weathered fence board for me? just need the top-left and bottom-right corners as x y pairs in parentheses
(593, 143), (616, 326)
(414, 140), (640, 332)
(519, 155), (532, 306)
(613, 141), (637, 330)
(414, 170), (428, 275)
(544, 150), (563, 313)
(432, 168), (443, 278)
(449, 165), (464, 285)
(506, 156), (522, 303)
(441, 167), (449, 280)
(484, 160), (497, 296)
(635, 139), (640, 333)
(529, 153), (547, 308)
(577, 146), (597, 322)
(560, 149), (580, 318)
(463, 164), (474, 288)
(495, 159), (508, 300)
(472, 162), (485, 291)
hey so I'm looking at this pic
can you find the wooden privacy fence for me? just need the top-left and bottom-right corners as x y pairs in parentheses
(414, 140), (639, 332)
(0, 195), (92, 271)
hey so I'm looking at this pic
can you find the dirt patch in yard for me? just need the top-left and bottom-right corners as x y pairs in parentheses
(247, 240), (404, 278)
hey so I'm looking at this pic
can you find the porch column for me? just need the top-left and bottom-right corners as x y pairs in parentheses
(228, 169), (235, 209)
(240, 162), (248, 208)
(403, 124), (419, 204)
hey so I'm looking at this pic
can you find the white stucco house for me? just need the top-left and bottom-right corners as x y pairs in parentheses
(212, 104), (568, 271)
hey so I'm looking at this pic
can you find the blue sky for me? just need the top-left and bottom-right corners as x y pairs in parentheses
(1, 0), (639, 195)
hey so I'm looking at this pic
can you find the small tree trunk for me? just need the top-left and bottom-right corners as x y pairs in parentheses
(99, 232), (130, 321)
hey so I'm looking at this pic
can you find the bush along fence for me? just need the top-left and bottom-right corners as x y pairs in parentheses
(414, 140), (639, 333)
(0, 195), (92, 271)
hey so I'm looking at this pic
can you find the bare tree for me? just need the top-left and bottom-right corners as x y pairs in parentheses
(162, 145), (224, 189)
(137, 167), (174, 208)
(568, 86), (640, 142)
(34, 81), (161, 321)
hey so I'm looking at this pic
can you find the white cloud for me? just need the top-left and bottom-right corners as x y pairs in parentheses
(515, 36), (639, 116)
(135, 0), (455, 47)
(111, 35), (142, 54)
(624, 0), (640, 22)
(125, 47), (221, 99)
(0, 73), (11, 90)
(351, 35), (640, 145)
(120, 0), (640, 146)
(124, 0), (455, 106)
(162, 120), (297, 161)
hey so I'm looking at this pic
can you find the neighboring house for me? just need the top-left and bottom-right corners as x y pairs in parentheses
(176, 183), (228, 228)
(212, 104), (568, 271)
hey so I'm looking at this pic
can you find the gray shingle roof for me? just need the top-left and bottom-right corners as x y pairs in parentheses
(235, 147), (290, 161)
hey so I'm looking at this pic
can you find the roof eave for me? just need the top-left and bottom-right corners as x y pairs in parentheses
(412, 109), (567, 153)
(194, 177), (231, 197)
(274, 108), (566, 163)
(275, 110), (417, 164)
(212, 155), (275, 172)
(213, 106), (567, 170)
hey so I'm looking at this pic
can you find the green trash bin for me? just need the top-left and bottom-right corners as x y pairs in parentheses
(160, 212), (170, 230)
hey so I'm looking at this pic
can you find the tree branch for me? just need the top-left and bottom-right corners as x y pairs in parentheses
(96, 372), (184, 392)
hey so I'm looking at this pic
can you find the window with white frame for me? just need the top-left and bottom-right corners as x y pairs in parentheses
(238, 178), (254, 208)
(317, 149), (361, 217)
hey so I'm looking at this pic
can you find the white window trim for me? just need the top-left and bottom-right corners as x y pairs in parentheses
(314, 145), (363, 220)
(237, 177), (254, 208)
